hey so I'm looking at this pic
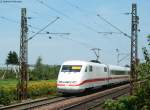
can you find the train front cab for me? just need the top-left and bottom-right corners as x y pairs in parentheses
(57, 64), (86, 93)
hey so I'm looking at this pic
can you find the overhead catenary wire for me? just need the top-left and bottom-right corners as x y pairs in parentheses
(63, 0), (86, 16)
(27, 17), (59, 42)
(0, 16), (19, 24)
(119, 54), (130, 64)
(0, 15), (58, 34)
(97, 14), (131, 39)
(0, 16), (37, 34)
(98, 32), (122, 35)
(63, 0), (108, 31)
(59, 36), (94, 49)
(36, 0), (99, 33)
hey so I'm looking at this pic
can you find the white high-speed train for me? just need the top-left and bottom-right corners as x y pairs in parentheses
(57, 60), (130, 93)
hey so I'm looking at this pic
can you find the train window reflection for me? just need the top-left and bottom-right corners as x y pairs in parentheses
(61, 65), (82, 72)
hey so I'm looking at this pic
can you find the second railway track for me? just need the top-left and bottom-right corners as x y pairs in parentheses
(1, 82), (138, 110)
(34, 83), (130, 110)
(0, 96), (74, 110)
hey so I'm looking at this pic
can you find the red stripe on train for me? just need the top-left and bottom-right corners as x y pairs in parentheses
(57, 76), (129, 86)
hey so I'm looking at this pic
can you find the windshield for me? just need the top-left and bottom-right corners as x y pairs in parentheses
(61, 65), (82, 72)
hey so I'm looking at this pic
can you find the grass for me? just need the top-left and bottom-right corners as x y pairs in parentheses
(0, 79), (57, 87)
(0, 79), (17, 87)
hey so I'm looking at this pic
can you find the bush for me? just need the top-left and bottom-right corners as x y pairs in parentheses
(29, 65), (60, 81)
(104, 96), (138, 110)
(0, 80), (56, 105)
(104, 80), (150, 110)
(0, 86), (16, 105)
(0, 70), (17, 79)
(27, 81), (56, 97)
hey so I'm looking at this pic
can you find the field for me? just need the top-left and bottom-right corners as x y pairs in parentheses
(0, 79), (56, 86)
(0, 79), (57, 105)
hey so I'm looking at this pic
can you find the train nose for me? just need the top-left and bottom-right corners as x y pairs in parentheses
(57, 80), (77, 86)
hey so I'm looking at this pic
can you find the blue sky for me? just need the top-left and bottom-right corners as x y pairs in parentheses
(0, 0), (149, 66)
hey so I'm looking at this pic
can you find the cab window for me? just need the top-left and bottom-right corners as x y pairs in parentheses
(61, 65), (82, 72)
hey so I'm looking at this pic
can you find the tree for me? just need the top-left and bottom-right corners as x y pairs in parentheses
(30, 56), (44, 80)
(137, 35), (150, 79)
(5, 51), (19, 79)
(5, 51), (19, 65)
(29, 56), (60, 80)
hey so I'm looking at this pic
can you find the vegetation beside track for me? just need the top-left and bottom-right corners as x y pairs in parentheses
(104, 35), (150, 110)
(0, 56), (60, 105)
(0, 80), (57, 105)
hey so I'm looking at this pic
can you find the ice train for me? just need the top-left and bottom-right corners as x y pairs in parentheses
(57, 60), (130, 93)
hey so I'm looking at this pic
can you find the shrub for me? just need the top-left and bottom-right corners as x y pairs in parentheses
(104, 80), (150, 110)
(0, 80), (57, 105)
(0, 86), (16, 105)
(27, 81), (56, 97)
(104, 96), (138, 110)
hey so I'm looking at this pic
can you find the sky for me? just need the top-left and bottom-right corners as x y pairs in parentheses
(0, 0), (149, 66)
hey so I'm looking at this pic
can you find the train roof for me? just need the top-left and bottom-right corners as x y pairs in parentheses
(62, 60), (106, 66)
(62, 60), (130, 71)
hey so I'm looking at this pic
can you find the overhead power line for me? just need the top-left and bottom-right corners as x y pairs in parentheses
(36, 0), (99, 33)
(0, 16), (49, 34)
(97, 14), (131, 39)
(60, 36), (94, 49)
(27, 17), (59, 41)
(64, 0), (107, 32)
(98, 32), (122, 35)
(64, 0), (85, 15)
(0, 16), (19, 24)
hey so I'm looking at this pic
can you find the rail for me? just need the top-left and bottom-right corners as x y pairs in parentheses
(0, 96), (72, 110)
(0, 81), (145, 110)
(63, 84), (130, 110)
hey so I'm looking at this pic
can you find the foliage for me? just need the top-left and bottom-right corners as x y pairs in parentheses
(29, 56), (60, 80)
(0, 70), (17, 79)
(0, 85), (16, 105)
(5, 51), (19, 65)
(27, 81), (56, 98)
(0, 80), (56, 105)
(1, 56), (60, 80)
(104, 35), (150, 110)
(104, 80), (150, 110)
(137, 35), (150, 79)
(104, 96), (138, 110)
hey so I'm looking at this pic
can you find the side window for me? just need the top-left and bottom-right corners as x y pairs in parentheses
(89, 65), (93, 72)
(85, 66), (87, 72)
(104, 67), (107, 72)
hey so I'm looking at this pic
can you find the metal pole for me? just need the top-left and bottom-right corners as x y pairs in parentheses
(18, 8), (28, 100)
(130, 3), (139, 95)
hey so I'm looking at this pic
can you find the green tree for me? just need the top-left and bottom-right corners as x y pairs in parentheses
(137, 35), (150, 79)
(29, 56), (60, 80)
(3, 51), (19, 79)
(5, 51), (19, 65)
(104, 34), (150, 110)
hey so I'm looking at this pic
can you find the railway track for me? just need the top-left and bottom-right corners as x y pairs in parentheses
(0, 96), (73, 110)
(1, 81), (144, 110)
(33, 83), (130, 110)
(63, 84), (130, 110)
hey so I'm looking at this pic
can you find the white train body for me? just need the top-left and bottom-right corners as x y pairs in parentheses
(57, 60), (130, 93)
